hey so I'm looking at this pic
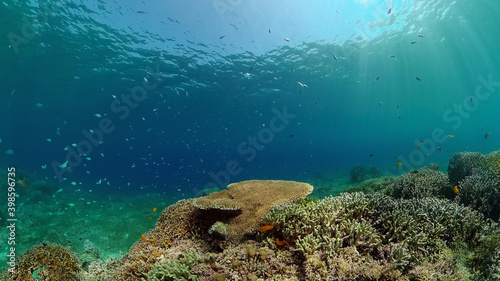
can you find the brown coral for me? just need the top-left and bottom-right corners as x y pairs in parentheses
(110, 199), (199, 280)
(193, 180), (313, 241)
(8, 242), (80, 281)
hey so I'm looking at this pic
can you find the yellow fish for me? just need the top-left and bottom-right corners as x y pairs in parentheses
(496, 162), (500, 168)
(453, 185), (459, 194)
(447, 135), (455, 138)
(153, 207), (157, 212)
(396, 162), (402, 166)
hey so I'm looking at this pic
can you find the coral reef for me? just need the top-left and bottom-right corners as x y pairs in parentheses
(458, 168), (499, 220)
(193, 180), (313, 241)
(7, 242), (80, 281)
(385, 167), (449, 199)
(110, 199), (199, 280)
(262, 192), (485, 279)
(450, 150), (500, 220)
(447, 152), (486, 187)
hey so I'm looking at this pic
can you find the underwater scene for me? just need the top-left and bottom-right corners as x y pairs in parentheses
(1, 0), (500, 280)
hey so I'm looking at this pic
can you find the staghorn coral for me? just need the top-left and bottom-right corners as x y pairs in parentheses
(458, 168), (499, 220)
(7, 242), (80, 281)
(263, 192), (486, 278)
(448, 151), (486, 187)
(193, 180), (313, 241)
(385, 167), (449, 199)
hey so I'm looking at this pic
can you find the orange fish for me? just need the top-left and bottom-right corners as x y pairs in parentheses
(496, 162), (500, 168)
(416, 145), (420, 150)
(149, 217), (152, 220)
(141, 234), (147, 242)
(447, 135), (455, 138)
(396, 162), (402, 166)
(276, 238), (285, 246)
(259, 225), (274, 232)
(153, 207), (157, 212)
(453, 185), (459, 194)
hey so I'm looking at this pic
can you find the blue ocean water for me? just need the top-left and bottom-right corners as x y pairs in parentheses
(1, 0), (500, 275)
(1, 0), (500, 196)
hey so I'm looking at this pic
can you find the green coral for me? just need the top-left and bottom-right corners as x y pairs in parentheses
(208, 221), (229, 237)
(450, 150), (500, 220)
(142, 250), (199, 281)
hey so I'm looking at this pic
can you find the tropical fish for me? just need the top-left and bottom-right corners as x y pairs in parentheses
(153, 207), (157, 212)
(419, 140), (424, 143)
(276, 238), (285, 246)
(396, 162), (402, 166)
(496, 162), (500, 168)
(416, 76), (421, 81)
(436, 147), (442, 151)
(387, 8), (392, 15)
(410, 41), (417, 44)
(417, 34), (423, 38)
(416, 145), (420, 150)
(447, 135), (455, 138)
(284, 38), (290, 42)
(485, 132), (491, 139)
(297, 82), (308, 88)
(219, 35), (225, 39)
(141, 234), (147, 242)
(259, 225), (274, 232)
(333, 54), (338, 61)
(149, 217), (152, 220)
(453, 185), (459, 194)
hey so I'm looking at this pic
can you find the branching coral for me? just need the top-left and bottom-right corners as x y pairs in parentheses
(448, 151), (486, 187)
(263, 192), (486, 278)
(385, 167), (449, 199)
(8, 242), (80, 281)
